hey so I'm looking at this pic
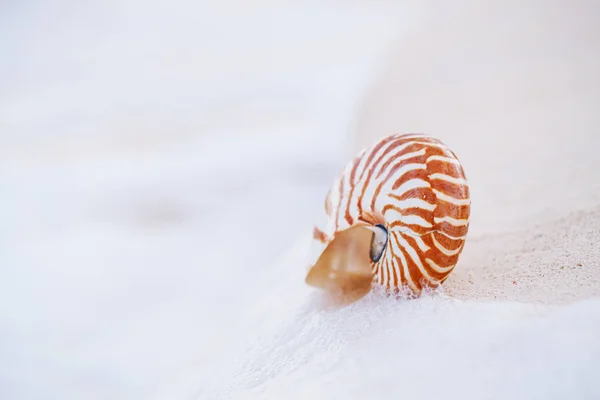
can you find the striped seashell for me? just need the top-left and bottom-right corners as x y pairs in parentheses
(305, 133), (470, 298)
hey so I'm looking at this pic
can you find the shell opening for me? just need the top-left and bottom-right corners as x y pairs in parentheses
(369, 224), (388, 263)
(305, 225), (383, 297)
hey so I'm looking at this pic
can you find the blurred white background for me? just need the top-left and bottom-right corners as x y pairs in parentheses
(0, 1), (415, 398)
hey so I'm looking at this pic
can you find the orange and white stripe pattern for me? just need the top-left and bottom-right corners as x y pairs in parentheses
(311, 133), (470, 294)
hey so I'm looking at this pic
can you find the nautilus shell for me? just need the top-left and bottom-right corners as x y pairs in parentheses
(306, 133), (470, 298)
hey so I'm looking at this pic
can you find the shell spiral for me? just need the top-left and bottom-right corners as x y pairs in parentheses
(309, 133), (471, 295)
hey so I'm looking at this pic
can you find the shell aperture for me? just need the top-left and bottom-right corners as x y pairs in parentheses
(369, 224), (388, 263)
(306, 133), (471, 297)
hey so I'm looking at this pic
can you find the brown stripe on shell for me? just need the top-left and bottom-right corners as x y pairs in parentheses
(360, 135), (427, 189)
(312, 227), (329, 243)
(400, 232), (447, 282)
(426, 159), (466, 179)
(430, 180), (469, 201)
(391, 233), (423, 291)
(390, 168), (431, 192)
(358, 210), (386, 226)
(418, 232), (464, 259)
(324, 189), (333, 216)
(357, 135), (413, 217)
(434, 199), (470, 221)
(372, 166), (430, 211)
(386, 250), (399, 289)
(435, 221), (469, 238)
(343, 154), (364, 225)
(375, 143), (426, 179)
(334, 173), (345, 231)
(432, 231), (464, 251)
